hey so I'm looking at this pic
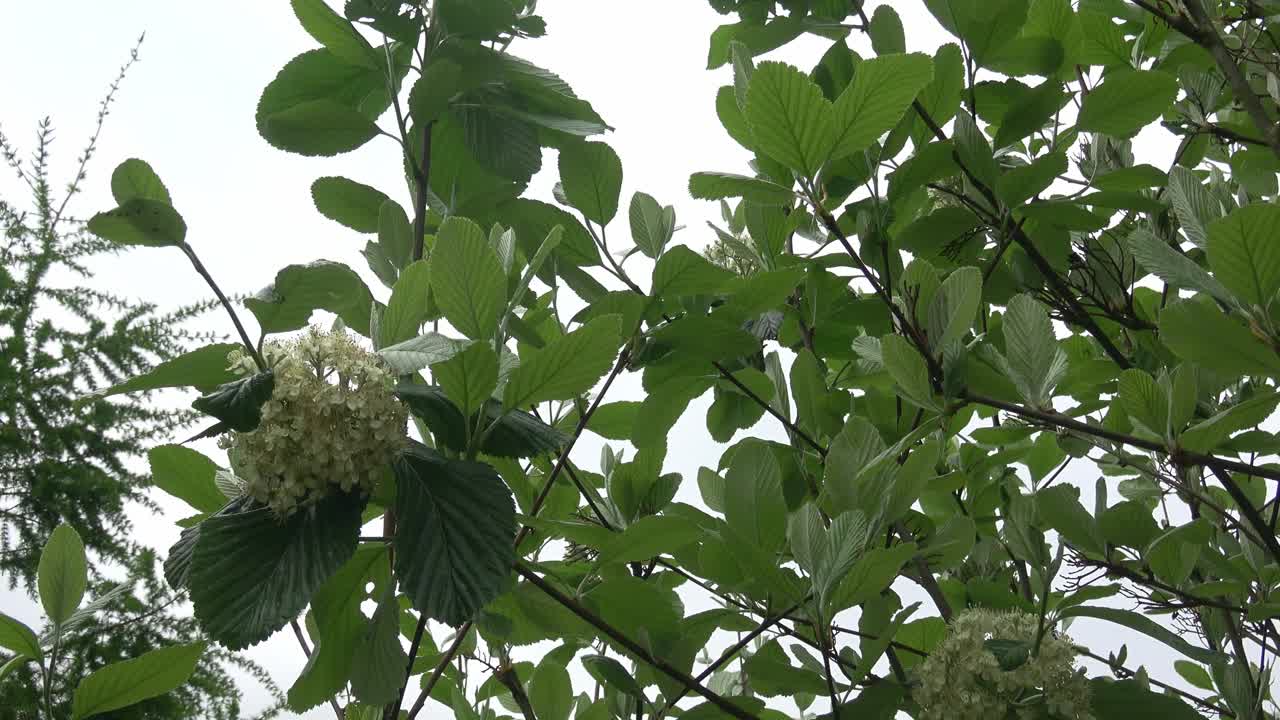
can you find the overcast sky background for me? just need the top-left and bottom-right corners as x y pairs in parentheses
(0, 1), (1232, 717)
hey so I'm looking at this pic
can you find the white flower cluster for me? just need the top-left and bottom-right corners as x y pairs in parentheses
(221, 328), (406, 517)
(914, 609), (1093, 720)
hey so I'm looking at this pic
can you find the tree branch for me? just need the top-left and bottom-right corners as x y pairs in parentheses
(515, 562), (761, 720)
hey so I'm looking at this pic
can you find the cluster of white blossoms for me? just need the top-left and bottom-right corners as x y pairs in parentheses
(914, 609), (1093, 720)
(221, 328), (406, 517)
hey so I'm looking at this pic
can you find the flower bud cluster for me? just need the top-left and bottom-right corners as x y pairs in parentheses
(914, 609), (1092, 720)
(221, 328), (405, 517)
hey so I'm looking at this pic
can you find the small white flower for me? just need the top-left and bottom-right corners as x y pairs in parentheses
(225, 327), (407, 517)
(914, 609), (1092, 720)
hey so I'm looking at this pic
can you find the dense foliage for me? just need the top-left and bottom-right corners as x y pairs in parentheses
(7, 0), (1280, 718)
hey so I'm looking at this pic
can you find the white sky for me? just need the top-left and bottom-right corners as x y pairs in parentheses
(0, 1), (1231, 718)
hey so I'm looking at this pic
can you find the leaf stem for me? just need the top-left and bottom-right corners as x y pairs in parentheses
(179, 242), (266, 371)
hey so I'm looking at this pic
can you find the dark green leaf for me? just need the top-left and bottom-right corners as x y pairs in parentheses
(191, 371), (274, 433)
(187, 494), (362, 649)
(392, 442), (515, 626)
(504, 315), (620, 408)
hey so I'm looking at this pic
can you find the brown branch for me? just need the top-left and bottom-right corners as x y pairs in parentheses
(495, 665), (538, 720)
(408, 625), (469, 720)
(713, 358), (826, 456)
(515, 562), (761, 720)
(1182, 0), (1280, 160)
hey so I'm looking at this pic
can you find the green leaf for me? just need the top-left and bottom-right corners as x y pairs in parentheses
(1089, 678), (1209, 720)
(745, 61), (834, 177)
(1174, 660), (1215, 691)
(381, 260), (431, 346)
(880, 335), (934, 410)
(993, 79), (1065, 150)
(286, 546), (387, 711)
(408, 59), (462, 125)
(996, 151), (1067, 207)
(1002, 294), (1067, 407)
(378, 333), (471, 374)
(191, 371), (275, 433)
(504, 315), (620, 408)
(1059, 606), (1224, 665)
(348, 592), (410, 704)
(924, 0), (1028, 65)
(0, 612), (41, 660)
(393, 442), (516, 626)
(1077, 69), (1178, 137)
(310, 176), (389, 233)
(559, 141), (623, 225)
(187, 495), (362, 649)
(745, 640), (831, 697)
(529, 659), (573, 720)
(433, 341), (499, 420)
(246, 260), (375, 336)
(378, 200), (414, 271)
(830, 53), (934, 161)
(260, 98), (380, 156)
(71, 643), (206, 720)
(256, 46), (404, 154)
(1117, 369), (1168, 437)
(629, 191), (675, 259)
(87, 199), (187, 248)
(595, 515), (703, 568)
(431, 217), (507, 340)
(914, 44), (964, 143)
(868, 6), (906, 55)
(724, 442), (786, 552)
(1167, 166), (1221, 248)
(1160, 299), (1280, 377)
(831, 543), (918, 610)
(1208, 203), (1280, 308)
(1181, 393), (1280, 453)
(396, 385), (568, 459)
(688, 172), (795, 205)
(1036, 485), (1103, 555)
(110, 158), (172, 205)
(291, 0), (378, 68)
(1128, 229), (1234, 305)
(147, 445), (230, 514)
(927, 266), (982, 351)
(581, 655), (643, 699)
(94, 343), (241, 398)
(650, 246), (735, 299)
(38, 523), (87, 626)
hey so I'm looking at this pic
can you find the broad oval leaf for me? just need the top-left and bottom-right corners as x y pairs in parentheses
(38, 523), (88, 626)
(392, 441), (516, 626)
(745, 61), (834, 178)
(186, 494), (362, 649)
(1077, 69), (1178, 137)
